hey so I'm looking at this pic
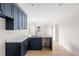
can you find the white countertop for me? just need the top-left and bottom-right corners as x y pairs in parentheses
(6, 35), (28, 43)
(5, 35), (52, 43)
(29, 35), (52, 38)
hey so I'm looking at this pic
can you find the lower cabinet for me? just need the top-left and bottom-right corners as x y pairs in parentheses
(5, 37), (52, 56)
(28, 37), (42, 50)
(5, 43), (21, 56)
(49, 37), (52, 50)
(5, 39), (28, 56)
(21, 39), (28, 56)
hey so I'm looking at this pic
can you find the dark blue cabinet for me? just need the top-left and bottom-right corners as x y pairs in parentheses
(0, 4), (1, 10)
(11, 4), (19, 30)
(12, 4), (27, 30)
(28, 38), (42, 50)
(24, 14), (27, 29)
(49, 38), (52, 50)
(22, 13), (24, 29)
(6, 17), (14, 30)
(13, 5), (19, 30)
(1, 3), (5, 14)
(11, 4), (15, 18)
(22, 13), (27, 29)
(18, 10), (27, 30)
(4, 3), (12, 17)
(1, 3), (12, 18)
(6, 39), (29, 56)
(21, 39), (28, 56)
(6, 43), (21, 56)
(21, 12), (23, 29)
(18, 9), (23, 30)
(0, 3), (27, 30)
(0, 4), (3, 14)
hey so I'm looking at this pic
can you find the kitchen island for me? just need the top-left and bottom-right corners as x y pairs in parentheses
(28, 37), (52, 50)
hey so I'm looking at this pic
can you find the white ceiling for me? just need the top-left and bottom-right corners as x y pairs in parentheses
(17, 3), (79, 25)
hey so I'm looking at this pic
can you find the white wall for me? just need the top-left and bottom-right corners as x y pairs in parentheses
(28, 23), (52, 36)
(58, 6), (79, 55)
(53, 24), (59, 41)
(0, 18), (5, 30)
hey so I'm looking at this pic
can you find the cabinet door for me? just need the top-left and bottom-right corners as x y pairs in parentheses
(24, 15), (27, 29)
(18, 10), (23, 30)
(1, 3), (5, 14)
(6, 43), (21, 56)
(20, 12), (27, 30)
(21, 12), (23, 29)
(6, 17), (14, 30)
(49, 38), (52, 50)
(12, 5), (19, 30)
(23, 14), (27, 29)
(28, 38), (42, 50)
(11, 4), (14, 18)
(0, 4), (1, 9)
(0, 4), (3, 14)
(22, 13), (24, 29)
(4, 3), (12, 17)
(21, 39), (28, 56)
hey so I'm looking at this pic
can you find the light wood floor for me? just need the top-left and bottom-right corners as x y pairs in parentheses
(53, 41), (74, 56)
(25, 41), (74, 56)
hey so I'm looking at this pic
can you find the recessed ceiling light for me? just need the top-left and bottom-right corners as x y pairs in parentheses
(31, 4), (34, 7)
(59, 3), (63, 7)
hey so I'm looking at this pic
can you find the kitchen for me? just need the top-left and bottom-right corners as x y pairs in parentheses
(0, 3), (53, 56)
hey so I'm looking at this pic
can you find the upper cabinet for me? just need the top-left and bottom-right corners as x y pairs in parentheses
(12, 4), (19, 30)
(18, 9), (23, 30)
(23, 13), (27, 29)
(4, 3), (12, 18)
(0, 4), (3, 14)
(0, 3), (27, 30)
